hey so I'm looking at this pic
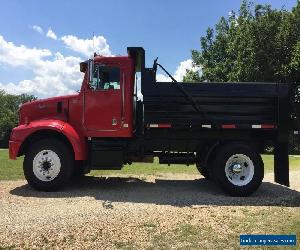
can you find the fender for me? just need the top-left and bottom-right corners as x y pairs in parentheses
(9, 119), (87, 160)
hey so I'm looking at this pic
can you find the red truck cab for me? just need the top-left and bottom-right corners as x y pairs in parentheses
(10, 54), (135, 160)
(81, 56), (135, 137)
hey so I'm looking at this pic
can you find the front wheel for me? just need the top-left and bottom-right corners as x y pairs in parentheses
(211, 143), (264, 196)
(23, 139), (73, 191)
(72, 161), (88, 179)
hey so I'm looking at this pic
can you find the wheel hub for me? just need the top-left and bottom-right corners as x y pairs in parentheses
(42, 160), (52, 171)
(225, 154), (254, 187)
(33, 150), (61, 182)
(232, 163), (243, 174)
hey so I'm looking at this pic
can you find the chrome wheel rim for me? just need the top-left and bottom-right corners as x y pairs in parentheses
(225, 154), (254, 186)
(33, 150), (61, 182)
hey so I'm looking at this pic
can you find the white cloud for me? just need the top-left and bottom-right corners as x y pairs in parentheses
(61, 35), (111, 57)
(156, 59), (201, 82)
(46, 28), (57, 40)
(32, 25), (43, 34)
(0, 33), (114, 98)
(173, 59), (193, 81)
(0, 35), (52, 67)
(0, 35), (83, 97)
(156, 73), (171, 82)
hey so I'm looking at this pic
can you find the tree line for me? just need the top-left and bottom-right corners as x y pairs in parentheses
(0, 90), (36, 147)
(184, 0), (300, 100)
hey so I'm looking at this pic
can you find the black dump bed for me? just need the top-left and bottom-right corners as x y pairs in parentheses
(127, 47), (290, 187)
(143, 81), (289, 129)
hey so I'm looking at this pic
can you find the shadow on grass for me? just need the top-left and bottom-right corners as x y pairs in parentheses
(10, 176), (300, 207)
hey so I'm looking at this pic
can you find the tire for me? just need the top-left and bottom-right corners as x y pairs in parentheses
(211, 143), (264, 196)
(196, 162), (210, 179)
(23, 138), (74, 191)
(72, 161), (86, 179)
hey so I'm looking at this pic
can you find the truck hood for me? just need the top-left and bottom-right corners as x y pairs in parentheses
(19, 94), (79, 125)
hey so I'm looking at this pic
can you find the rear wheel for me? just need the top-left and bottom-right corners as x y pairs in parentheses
(23, 139), (73, 191)
(211, 143), (264, 196)
(196, 162), (210, 179)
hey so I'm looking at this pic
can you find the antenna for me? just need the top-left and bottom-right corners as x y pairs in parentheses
(92, 32), (95, 58)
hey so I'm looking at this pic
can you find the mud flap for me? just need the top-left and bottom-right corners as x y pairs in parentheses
(274, 141), (289, 186)
(274, 83), (290, 187)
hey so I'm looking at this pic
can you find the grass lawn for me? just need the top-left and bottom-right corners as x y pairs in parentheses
(0, 149), (300, 180)
(135, 209), (300, 250)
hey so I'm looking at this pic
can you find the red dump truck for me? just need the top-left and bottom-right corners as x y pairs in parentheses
(9, 47), (292, 196)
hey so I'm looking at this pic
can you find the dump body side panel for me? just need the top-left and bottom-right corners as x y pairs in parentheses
(143, 81), (282, 128)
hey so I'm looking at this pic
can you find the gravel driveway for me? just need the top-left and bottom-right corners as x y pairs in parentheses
(0, 172), (299, 249)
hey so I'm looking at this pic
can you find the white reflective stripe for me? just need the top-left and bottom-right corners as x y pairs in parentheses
(252, 125), (261, 129)
(202, 125), (211, 128)
(149, 124), (171, 128)
(149, 124), (159, 128)
(294, 131), (299, 135)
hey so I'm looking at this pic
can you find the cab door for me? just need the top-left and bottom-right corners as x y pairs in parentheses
(84, 65), (123, 134)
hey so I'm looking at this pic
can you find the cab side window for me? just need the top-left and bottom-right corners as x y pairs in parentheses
(90, 66), (120, 90)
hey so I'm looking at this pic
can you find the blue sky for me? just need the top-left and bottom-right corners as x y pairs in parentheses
(0, 0), (297, 97)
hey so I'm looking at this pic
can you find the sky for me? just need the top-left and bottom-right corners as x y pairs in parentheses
(0, 0), (297, 98)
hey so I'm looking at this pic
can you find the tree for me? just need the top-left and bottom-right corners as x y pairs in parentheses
(184, 0), (300, 97)
(0, 90), (36, 148)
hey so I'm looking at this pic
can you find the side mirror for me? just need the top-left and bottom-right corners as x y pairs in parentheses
(88, 59), (94, 83)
